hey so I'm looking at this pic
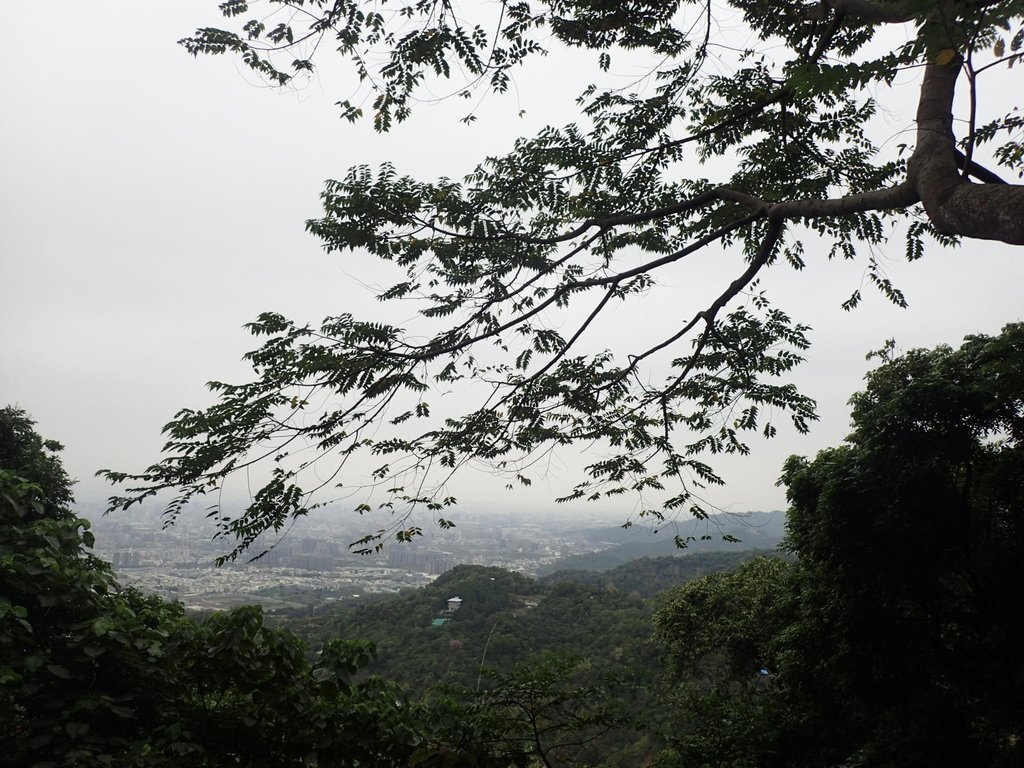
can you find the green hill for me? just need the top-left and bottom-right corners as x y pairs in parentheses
(279, 548), (772, 693)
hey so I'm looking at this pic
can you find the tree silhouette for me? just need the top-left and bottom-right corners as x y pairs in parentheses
(105, 1), (1024, 558)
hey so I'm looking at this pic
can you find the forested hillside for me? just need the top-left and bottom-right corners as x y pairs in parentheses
(4, 401), (785, 765)
(277, 552), (764, 692)
(2, 403), (777, 765)
(6, 324), (1024, 765)
(275, 555), (782, 765)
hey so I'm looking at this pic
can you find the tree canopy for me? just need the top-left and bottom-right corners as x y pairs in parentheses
(653, 323), (1024, 767)
(104, 0), (1024, 558)
(1, 406), (74, 509)
(776, 323), (1024, 766)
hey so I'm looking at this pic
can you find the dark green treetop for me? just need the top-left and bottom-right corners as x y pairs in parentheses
(104, 1), (1024, 558)
(652, 324), (1024, 767)
(777, 323), (1024, 765)
(0, 406), (74, 509)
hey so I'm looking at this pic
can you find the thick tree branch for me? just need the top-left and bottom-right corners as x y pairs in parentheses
(812, 0), (916, 24)
(911, 54), (1024, 244)
(954, 147), (1008, 185)
(769, 181), (920, 217)
(403, 175), (927, 367)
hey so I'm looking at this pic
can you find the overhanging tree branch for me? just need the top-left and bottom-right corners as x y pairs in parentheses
(105, 1), (1024, 556)
(911, 53), (1024, 244)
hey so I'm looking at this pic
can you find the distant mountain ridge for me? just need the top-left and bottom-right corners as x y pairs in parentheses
(540, 549), (785, 599)
(539, 510), (786, 575)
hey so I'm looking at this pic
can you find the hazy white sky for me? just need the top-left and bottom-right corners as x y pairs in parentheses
(2, 3), (1022, 523)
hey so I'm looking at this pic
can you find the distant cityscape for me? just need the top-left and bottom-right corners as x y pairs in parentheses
(80, 500), (632, 612)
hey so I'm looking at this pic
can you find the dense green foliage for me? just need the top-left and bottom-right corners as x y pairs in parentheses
(0, 411), (514, 767)
(465, 653), (631, 768)
(9, 406), (776, 766)
(778, 324), (1024, 766)
(653, 557), (796, 768)
(281, 564), (654, 694)
(0, 406), (74, 508)
(106, 0), (1024, 558)
(653, 324), (1024, 767)
(8, 316), (1024, 768)
(276, 555), (788, 765)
